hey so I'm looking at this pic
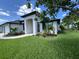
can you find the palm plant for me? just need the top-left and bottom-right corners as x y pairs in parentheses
(10, 27), (17, 33)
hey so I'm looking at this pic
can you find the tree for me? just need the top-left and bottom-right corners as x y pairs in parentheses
(26, 0), (79, 17)
(39, 11), (50, 30)
(25, 0), (79, 31)
(63, 12), (79, 24)
(63, 12), (79, 29)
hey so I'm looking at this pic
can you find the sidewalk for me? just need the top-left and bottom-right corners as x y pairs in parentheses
(0, 34), (33, 39)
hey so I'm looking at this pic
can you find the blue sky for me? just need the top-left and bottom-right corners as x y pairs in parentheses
(0, 0), (27, 23)
(0, 0), (72, 24)
(0, 0), (37, 24)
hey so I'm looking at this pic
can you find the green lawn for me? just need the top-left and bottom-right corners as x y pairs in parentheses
(0, 31), (79, 59)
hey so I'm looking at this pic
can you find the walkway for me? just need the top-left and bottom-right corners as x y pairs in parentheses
(0, 33), (33, 39)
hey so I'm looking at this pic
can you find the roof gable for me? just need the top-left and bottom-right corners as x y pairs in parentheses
(21, 11), (40, 18)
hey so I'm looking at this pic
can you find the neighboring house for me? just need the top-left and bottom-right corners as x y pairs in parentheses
(0, 20), (24, 35)
(0, 11), (60, 36)
(64, 22), (76, 29)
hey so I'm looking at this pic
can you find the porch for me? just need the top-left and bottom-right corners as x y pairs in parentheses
(24, 14), (43, 35)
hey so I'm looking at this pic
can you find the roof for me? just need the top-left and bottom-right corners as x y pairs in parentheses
(40, 19), (60, 23)
(21, 11), (40, 18)
(0, 20), (24, 26)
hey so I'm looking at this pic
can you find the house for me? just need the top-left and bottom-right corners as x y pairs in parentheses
(21, 11), (43, 35)
(21, 11), (60, 35)
(40, 19), (60, 35)
(0, 11), (60, 36)
(0, 20), (24, 35)
(0, 26), (3, 33)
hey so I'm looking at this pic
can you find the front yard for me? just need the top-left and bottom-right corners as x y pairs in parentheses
(0, 30), (79, 59)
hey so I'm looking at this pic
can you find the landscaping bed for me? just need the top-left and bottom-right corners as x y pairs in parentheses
(4, 32), (25, 37)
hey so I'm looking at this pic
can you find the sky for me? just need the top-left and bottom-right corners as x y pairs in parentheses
(0, 0), (71, 24)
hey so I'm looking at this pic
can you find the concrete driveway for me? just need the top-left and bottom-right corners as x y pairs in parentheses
(0, 33), (4, 38)
(0, 34), (33, 39)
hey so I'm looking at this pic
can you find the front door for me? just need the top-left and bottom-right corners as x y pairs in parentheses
(26, 19), (33, 34)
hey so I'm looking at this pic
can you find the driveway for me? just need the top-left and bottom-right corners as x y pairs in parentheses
(0, 33), (4, 38)
(0, 34), (33, 39)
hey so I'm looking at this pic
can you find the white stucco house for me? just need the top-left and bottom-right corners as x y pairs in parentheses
(0, 20), (24, 35)
(0, 26), (3, 33)
(0, 11), (60, 36)
(21, 11), (60, 35)
(21, 11), (43, 35)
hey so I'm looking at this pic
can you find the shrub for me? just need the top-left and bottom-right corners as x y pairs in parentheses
(59, 25), (65, 33)
(10, 27), (17, 33)
(60, 25), (65, 31)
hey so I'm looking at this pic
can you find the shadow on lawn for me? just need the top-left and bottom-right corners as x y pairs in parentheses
(48, 37), (79, 59)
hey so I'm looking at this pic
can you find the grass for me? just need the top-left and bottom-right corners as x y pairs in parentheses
(0, 30), (79, 59)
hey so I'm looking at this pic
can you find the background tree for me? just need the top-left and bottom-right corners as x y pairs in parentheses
(25, 0), (79, 21)
(62, 11), (79, 29)
(63, 12), (79, 25)
(35, 0), (79, 16)
(39, 11), (50, 31)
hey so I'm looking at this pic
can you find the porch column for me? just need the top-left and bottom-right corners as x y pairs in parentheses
(33, 18), (37, 35)
(3, 25), (5, 35)
(24, 19), (27, 34)
(40, 23), (43, 32)
(53, 21), (58, 35)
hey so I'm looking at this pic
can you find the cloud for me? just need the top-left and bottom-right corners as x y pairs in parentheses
(17, 4), (33, 16)
(0, 8), (3, 11)
(34, 7), (41, 13)
(0, 8), (10, 16)
(62, 13), (66, 17)
(17, 4), (41, 16)
(0, 11), (10, 16)
(0, 19), (9, 24)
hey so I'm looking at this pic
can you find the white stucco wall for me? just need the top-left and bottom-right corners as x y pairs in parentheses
(2, 23), (24, 35)
(10, 24), (23, 32)
(24, 15), (35, 34)
(39, 23), (43, 32)
(4, 24), (10, 34)
(53, 21), (58, 35)
(24, 14), (43, 35)
(26, 19), (33, 34)
(0, 26), (3, 33)
(33, 18), (37, 35)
